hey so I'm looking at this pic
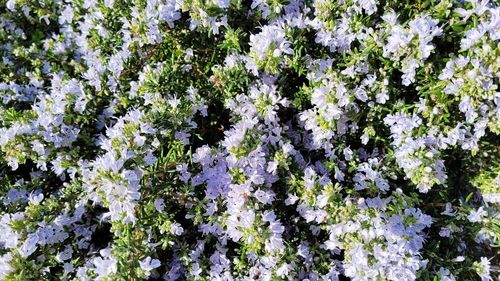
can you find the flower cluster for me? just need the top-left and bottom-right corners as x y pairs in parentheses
(0, 0), (498, 280)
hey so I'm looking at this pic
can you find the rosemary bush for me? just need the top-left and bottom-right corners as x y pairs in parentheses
(0, 0), (498, 280)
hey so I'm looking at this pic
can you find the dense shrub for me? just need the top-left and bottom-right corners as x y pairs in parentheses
(0, 0), (498, 280)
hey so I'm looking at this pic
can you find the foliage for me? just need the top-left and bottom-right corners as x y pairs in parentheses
(0, 0), (498, 280)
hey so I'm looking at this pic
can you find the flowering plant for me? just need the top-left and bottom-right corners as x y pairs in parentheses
(0, 0), (498, 280)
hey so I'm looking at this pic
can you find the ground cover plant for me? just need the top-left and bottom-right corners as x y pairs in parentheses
(0, 0), (499, 280)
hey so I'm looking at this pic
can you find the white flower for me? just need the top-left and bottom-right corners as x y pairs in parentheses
(0, 254), (13, 279)
(104, 0), (114, 8)
(92, 256), (117, 278)
(184, 48), (194, 61)
(249, 25), (293, 66)
(285, 193), (299, 205)
(6, 0), (15, 10)
(376, 90), (389, 104)
(276, 263), (292, 277)
(357, 0), (377, 15)
(170, 222), (184, 235)
(56, 246), (73, 262)
(154, 198), (165, 212)
(213, 0), (229, 8)
(19, 234), (38, 258)
(28, 192), (44, 205)
(59, 5), (74, 25)
(441, 203), (457, 216)
(168, 96), (181, 109)
(461, 28), (484, 50)
(402, 59), (419, 86)
(467, 207), (486, 223)
(159, 0), (182, 28)
(139, 256), (161, 273)
(439, 227), (452, 237)
(438, 267), (456, 281)
(474, 257), (492, 281)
